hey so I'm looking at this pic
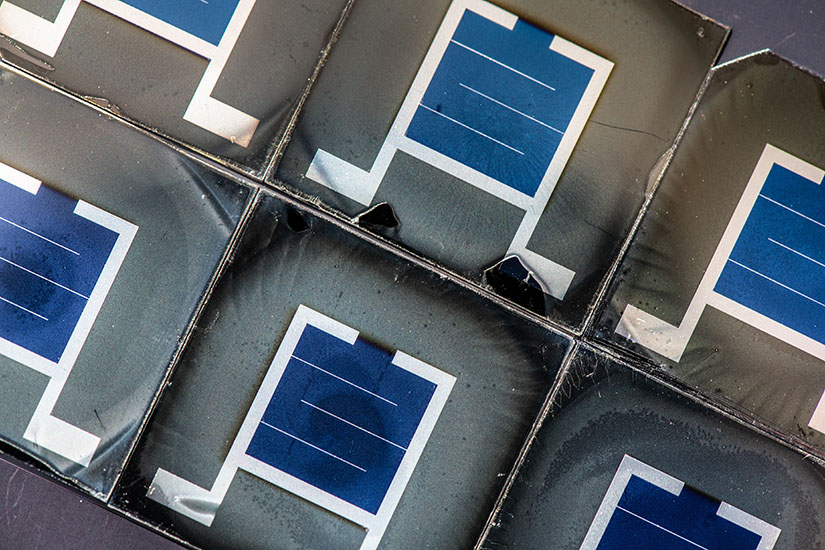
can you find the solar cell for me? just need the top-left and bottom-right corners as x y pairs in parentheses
(617, 145), (825, 365)
(0, 162), (137, 466)
(0, 176), (118, 363)
(305, 0), (612, 299)
(0, 0), (259, 145)
(581, 456), (780, 550)
(148, 305), (454, 550)
(616, 145), (825, 435)
(715, 163), (825, 344)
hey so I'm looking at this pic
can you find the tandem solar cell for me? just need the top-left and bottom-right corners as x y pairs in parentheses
(0, 162), (137, 466)
(714, 162), (825, 344)
(581, 456), (780, 550)
(148, 305), (454, 550)
(305, 0), (612, 299)
(0, 162), (137, 373)
(0, 0), (259, 145)
(0, 176), (118, 363)
(617, 145), (825, 364)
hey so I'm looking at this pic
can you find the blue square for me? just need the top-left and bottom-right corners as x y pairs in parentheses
(715, 164), (825, 346)
(119, 0), (241, 46)
(598, 476), (762, 550)
(246, 324), (437, 514)
(0, 179), (119, 363)
(404, 9), (594, 198)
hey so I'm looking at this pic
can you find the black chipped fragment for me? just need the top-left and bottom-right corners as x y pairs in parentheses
(352, 202), (400, 231)
(286, 206), (310, 233)
(484, 256), (547, 316)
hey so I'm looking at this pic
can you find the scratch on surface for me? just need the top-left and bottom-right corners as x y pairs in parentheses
(94, 409), (106, 433)
(579, 216), (620, 240)
(12, 474), (25, 511)
(3, 470), (12, 523)
(773, 32), (797, 49)
(589, 119), (669, 143)
(4, 469), (27, 527)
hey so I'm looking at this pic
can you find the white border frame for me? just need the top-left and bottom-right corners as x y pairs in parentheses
(0, 162), (138, 466)
(580, 455), (780, 550)
(305, 0), (612, 299)
(149, 304), (455, 550)
(0, 0), (259, 146)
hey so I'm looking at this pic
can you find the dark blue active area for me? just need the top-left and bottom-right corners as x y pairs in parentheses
(119, 0), (241, 46)
(715, 164), (825, 345)
(405, 9), (594, 198)
(246, 324), (437, 515)
(0, 178), (118, 363)
(598, 475), (762, 549)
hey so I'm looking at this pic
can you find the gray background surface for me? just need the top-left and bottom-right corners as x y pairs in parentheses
(0, 453), (183, 549)
(2, 0), (825, 548)
(682, 0), (825, 75)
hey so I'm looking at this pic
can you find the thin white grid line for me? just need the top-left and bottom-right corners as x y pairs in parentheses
(450, 39), (556, 91)
(614, 505), (709, 550)
(291, 355), (398, 406)
(419, 104), (524, 155)
(759, 194), (825, 230)
(0, 215), (80, 255)
(0, 255), (89, 300)
(259, 420), (367, 472)
(300, 399), (408, 451)
(727, 258), (825, 310)
(0, 295), (47, 320)
(768, 238), (825, 270)
(458, 83), (563, 135)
